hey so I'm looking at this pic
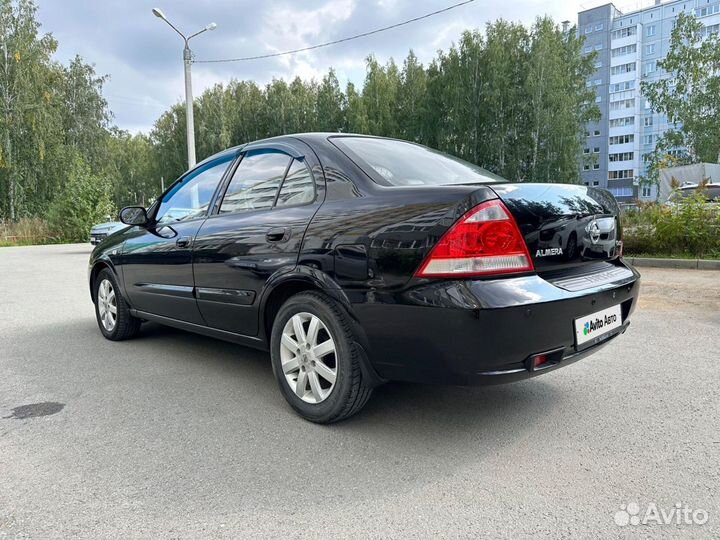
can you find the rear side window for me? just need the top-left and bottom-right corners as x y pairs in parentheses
(331, 137), (503, 186)
(276, 160), (315, 207)
(219, 151), (291, 214)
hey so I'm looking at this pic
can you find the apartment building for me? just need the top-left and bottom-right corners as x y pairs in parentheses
(578, 0), (720, 201)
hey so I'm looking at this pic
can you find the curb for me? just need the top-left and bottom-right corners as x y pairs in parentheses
(626, 257), (720, 270)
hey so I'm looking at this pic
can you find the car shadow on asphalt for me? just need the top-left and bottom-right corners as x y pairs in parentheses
(133, 322), (564, 441)
(20, 318), (562, 451)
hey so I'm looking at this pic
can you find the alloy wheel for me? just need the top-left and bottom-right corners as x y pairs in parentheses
(97, 278), (118, 332)
(280, 312), (338, 404)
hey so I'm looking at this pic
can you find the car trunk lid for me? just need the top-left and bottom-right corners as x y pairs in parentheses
(488, 183), (622, 272)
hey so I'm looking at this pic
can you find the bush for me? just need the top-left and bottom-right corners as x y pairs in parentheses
(0, 217), (52, 246)
(623, 194), (720, 258)
(46, 158), (115, 243)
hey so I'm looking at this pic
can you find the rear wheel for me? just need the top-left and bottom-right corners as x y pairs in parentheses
(94, 268), (141, 341)
(270, 292), (372, 423)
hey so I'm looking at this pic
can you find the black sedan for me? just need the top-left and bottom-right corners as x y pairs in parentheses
(89, 134), (640, 423)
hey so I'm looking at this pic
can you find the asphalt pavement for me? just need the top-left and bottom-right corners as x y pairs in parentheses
(1, 244), (719, 539)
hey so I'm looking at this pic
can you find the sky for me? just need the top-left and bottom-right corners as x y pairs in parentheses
(36, 0), (594, 134)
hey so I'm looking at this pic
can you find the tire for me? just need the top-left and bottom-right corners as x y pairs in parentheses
(94, 268), (141, 341)
(270, 291), (373, 424)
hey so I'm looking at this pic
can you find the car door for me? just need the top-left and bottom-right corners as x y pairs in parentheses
(121, 154), (236, 324)
(192, 141), (324, 336)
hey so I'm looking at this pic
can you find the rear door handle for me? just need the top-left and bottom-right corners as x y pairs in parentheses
(176, 236), (192, 248)
(266, 227), (291, 243)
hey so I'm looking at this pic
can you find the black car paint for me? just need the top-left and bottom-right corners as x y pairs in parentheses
(89, 133), (639, 386)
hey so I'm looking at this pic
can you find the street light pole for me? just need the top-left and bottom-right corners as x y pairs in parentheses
(183, 43), (195, 168)
(152, 8), (216, 170)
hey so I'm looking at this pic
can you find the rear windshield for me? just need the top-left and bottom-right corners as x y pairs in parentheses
(331, 137), (503, 186)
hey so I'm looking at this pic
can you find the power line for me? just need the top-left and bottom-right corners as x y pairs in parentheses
(193, 0), (475, 64)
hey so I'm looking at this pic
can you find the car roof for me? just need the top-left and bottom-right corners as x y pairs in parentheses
(197, 133), (442, 167)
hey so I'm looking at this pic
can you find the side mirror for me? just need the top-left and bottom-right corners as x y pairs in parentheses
(119, 206), (149, 226)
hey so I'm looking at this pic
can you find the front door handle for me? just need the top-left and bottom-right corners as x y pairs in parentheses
(176, 236), (192, 248)
(266, 227), (291, 243)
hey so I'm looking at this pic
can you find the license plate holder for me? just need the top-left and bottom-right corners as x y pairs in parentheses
(574, 304), (623, 347)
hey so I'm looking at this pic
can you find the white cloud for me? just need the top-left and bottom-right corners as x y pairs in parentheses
(36, 0), (582, 133)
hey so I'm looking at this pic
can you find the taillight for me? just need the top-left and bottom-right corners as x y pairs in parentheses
(415, 199), (534, 278)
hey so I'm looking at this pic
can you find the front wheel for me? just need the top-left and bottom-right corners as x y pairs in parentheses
(94, 268), (141, 341)
(270, 292), (373, 423)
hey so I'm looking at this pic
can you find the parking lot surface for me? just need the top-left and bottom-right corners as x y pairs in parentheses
(1, 244), (719, 539)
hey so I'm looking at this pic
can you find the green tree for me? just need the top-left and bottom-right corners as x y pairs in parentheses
(480, 20), (529, 180)
(62, 55), (110, 167)
(149, 103), (187, 185)
(344, 81), (367, 133)
(397, 50), (427, 142)
(362, 55), (400, 137)
(0, 0), (59, 220)
(105, 130), (156, 208)
(316, 69), (345, 132)
(524, 17), (599, 183)
(46, 156), (114, 242)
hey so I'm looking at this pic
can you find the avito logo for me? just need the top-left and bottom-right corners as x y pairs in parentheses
(583, 313), (617, 336)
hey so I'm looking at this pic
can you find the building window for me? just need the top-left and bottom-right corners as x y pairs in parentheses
(593, 163), (601, 170)
(585, 26), (593, 34)
(594, 44), (603, 51)
(584, 45), (592, 54)
(645, 61), (656, 75)
(609, 170), (634, 180)
(596, 23), (604, 31)
(594, 130), (601, 136)
(609, 116), (635, 128)
(610, 80), (634, 92)
(583, 164), (590, 171)
(644, 117), (654, 127)
(593, 181), (600, 186)
(609, 152), (634, 162)
(609, 98), (635, 111)
(609, 186), (634, 197)
(646, 44), (656, 55)
(611, 62), (637, 75)
(610, 89), (635, 101)
(593, 147), (600, 153)
(609, 134), (634, 145)
(641, 185), (652, 197)
(594, 61), (603, 68)
(611, 44), (637, 57)
(701, 24), (720, 37)
(697, 4), (720, 17)
(611, 27), (637, 39)
(583, 148), (590, 154)
(642, 134), (655, 145)
(595, 95), (602, 103)
(646, 25), (656, 37)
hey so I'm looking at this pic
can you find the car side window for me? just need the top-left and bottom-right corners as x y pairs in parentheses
(156, 158), (232, 224)
(219, 151), (292, 214)
(276, 159), (315, 207)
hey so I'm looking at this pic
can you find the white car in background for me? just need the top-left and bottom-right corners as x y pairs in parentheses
(667, 182), (720, 206)
(89, 218), (126, 245)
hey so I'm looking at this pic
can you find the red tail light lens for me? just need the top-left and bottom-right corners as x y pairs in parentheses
(416, 199), (534, 278)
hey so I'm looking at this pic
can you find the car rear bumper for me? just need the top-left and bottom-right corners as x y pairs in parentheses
(353, 260), (640, 385)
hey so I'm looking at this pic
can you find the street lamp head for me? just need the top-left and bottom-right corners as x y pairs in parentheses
(206, 22), (217, 31)
(151, 8), (166, 19)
